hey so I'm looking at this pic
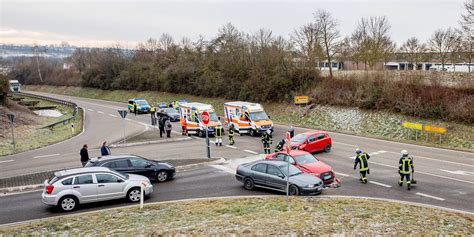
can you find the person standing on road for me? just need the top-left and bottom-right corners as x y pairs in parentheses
(228, 124), (235, 145)
(182, 115), (188, 136)
(100, 141), (111, 156)
(289, 127), (295, 139)
(261, 130), (273, 154)
(158, 113), (166, 138)
(150, 105), (156, 121)
(354, 148), (370, 183)
(215, 122), (224, 146)
(80, 144), (89, 167)
(399, 150), (414, 190)
(133, 103), (138, 116)
(275, 139), (285, 152)
(165, 117), (172, 138)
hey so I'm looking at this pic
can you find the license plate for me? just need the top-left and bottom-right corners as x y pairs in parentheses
(323, 175), (331, 180)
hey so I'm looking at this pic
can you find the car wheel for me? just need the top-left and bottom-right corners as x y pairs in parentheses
(156, 170), (168, 182)
(127, 188), (141, 202)
(198, 129), (204, 137)
(249, 129), (256, 137)
(58, 196), (78, 212)
(243, 177), (255, 190)
(289, 185), (300, 196)
(324, 144), (332, 153)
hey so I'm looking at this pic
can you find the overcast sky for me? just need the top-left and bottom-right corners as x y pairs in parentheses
(0, 0), (466, 48)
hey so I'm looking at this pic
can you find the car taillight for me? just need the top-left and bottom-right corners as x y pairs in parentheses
(45, 185), (54, 194)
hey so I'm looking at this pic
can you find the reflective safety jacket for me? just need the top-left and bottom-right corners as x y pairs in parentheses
(354, 153), (370, 171)
(275, 140), (285, 151)
(399, 156), (414, 174)
(261, 132), (272, 144)
(228, 127), (235, 136)
(150, 106), (156, 112)
(215, 125), (224, 137)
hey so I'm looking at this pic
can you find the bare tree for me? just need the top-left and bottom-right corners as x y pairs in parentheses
(460, 0), (473, 72)
(362, 16), (393, 70)
(400, 37), (427, 70)
(429, 28), (460, 70)
(159, 33), (175, 52)
(32, 44), (45, 82)
(291, 23), (323, 69)
(348, 25), (368, 70)
(314, 10), (340, 78)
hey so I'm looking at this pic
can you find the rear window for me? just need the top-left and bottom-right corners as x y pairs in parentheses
(61, 178), (73, 185)
(48, 175), (59, 184)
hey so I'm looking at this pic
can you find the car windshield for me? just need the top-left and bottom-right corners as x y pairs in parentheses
(294, 154), (318, 165)
(291, 134), (308, 143)
(136, 100), (148, 106)
(279, 164), (303, 176)
(165, 108), (178, 114)
(249, 111), (269, 121)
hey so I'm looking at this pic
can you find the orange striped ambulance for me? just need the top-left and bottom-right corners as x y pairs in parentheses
(224, 101), (273, 136)
(179, 102), (219, 137)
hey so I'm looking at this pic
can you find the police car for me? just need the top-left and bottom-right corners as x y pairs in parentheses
(128, 98), (151, 113)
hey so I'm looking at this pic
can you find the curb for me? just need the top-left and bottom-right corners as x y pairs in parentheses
(110, 137), (192, 148)
(1, 195), (472, 229)
(0, 158), (226, 195)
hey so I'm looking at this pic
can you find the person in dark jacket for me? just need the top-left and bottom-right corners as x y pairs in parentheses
(164, 118), (172, 138)
(80, 144), (89, 167)
(100, 141), (111, 156)
(158, 113), (166, 138)
(275, 139), (285, 152)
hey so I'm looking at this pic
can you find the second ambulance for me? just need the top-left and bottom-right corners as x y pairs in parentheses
(224, 101), (273, 136)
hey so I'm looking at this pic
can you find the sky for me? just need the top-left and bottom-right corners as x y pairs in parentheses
(0, 0), (467, 48)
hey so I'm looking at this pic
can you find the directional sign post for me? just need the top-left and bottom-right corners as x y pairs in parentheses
(294, 96), (309, 118)
(7, 113), (15, 152)
(402, 122), (423, 141)
(118, 110), (128, 144)
(202, 111), (210, 159)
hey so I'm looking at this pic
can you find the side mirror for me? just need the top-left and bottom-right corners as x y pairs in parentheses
(279, 175), (285, 179)
(117, 179), (124, 183)
(145, 164), (152, 168)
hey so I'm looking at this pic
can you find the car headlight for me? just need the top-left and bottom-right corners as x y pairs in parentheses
(306, 184), (315, 188)
(142, 181), (150, 187)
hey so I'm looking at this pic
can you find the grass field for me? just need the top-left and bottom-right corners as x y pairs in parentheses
(26, 85), (473, 151)
(0, 95), (83, 156)
(0, 197), (472, 235)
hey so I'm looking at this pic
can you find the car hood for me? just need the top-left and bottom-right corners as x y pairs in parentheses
(298, 161), (332, 175)
(127, 174), (150, 182)
(290, 142), (303, 147)
(290, 173), (322, 185)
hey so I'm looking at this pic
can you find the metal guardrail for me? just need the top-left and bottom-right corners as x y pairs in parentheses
(16, 92), (79, 129)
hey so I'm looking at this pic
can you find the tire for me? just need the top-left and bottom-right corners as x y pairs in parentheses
(249, 129), (256, 137)
(289, 185), (300, 196)
(127, 188), (141, 202)
(156, 170), (169, 182)
(58, 195), (78, 212)
(197, 129), (204, 137)
(243, 177), (255, 190)
(324, 144), (332, 153)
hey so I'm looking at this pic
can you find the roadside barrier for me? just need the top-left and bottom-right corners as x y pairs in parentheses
(16, 92), (79, 129)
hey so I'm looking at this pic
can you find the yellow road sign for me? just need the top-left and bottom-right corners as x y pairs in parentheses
(295, 96), (309, 105)
(424, 125), (447, 134)
(402, 122), (423, 130)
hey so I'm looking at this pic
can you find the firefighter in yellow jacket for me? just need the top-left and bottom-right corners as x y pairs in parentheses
(399, 150), (414, 190)
(354, 148), (370, 183)
(215, 122), (224, 146)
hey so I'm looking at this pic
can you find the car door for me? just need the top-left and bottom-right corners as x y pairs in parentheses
(129, 158), (153, 178)
(72, 174), (97, 203)
(107, 159), (133, 173)
(306, 135), (317, 152)
(265, 165), (286, 191)
(95, 173), (126, 200)
(250, 163), (268, 186)
(315, 133), (327, 151)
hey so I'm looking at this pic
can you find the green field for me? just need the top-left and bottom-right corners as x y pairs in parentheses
(26, 85), (473, 151)
(1, 197), (472, 235)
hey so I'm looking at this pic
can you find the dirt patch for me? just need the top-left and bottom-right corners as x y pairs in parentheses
(1, 197), (472, 235)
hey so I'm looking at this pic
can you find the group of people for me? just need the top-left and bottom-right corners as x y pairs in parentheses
(79, 141), (112, 167)
(354, 148), (415, 190)
(149, 105), (173, 138)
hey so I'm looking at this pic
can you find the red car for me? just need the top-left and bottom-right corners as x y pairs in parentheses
(290, 130), (332, 153)
(265, 150), (336, 185)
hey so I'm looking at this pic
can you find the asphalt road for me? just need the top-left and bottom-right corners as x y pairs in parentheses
(0, 91), (473, 225)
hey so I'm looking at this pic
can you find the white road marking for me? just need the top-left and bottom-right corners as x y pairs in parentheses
(416, 192), (445, 201)
(210, 164), (235, 174)
(226, 145), (237, 149)
(439, 169), (474, 176)
(33, 154), (60, 159)
(125, 118), (131, 121)
(87, 109), (94, 112)
(369, 181), (392, 188)
(335, 172), (349, 177)
(332, 142), (357, 147)
(349, 150), (388, 159)
(385, 151), (474, 168)
(108, 114), (117, 118)
(97, 111), (104, 114)
(0, 160), (14, 164)
(244, 150), (259, 155)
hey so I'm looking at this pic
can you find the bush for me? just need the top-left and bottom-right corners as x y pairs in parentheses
(0, 74), (8, 104)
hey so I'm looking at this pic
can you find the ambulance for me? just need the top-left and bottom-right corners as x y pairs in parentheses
(179, 102), (220, 137)
(224, 101), (273, 136)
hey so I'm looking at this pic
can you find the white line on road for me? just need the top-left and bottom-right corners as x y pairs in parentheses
(0, 160), (14, 164)
(226, 145), (237, 149)
(369, 181), (392, 188)
(87, 109), (94, 112)
(332, 142), (357, 147)
(33, 154), (60, 159)
(97, 111), (104, 114)
(125, 118), (131, 121)
(108, 114), (117, 118)
(335, 172), (349, 177)
(385, 151), (474, 168)
(416, 192), (445, 201)
(244, 150), (259, 155)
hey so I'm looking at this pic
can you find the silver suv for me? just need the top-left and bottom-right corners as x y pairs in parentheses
(42, 167), (153, 211)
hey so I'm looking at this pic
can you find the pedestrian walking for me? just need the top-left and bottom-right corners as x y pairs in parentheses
(100, 141), (111, 156)
(133, 103), (138, 116)
(80, 144), (89, 167)
(215, 122), (224, 146)
(261, 130), (273, 154)
(399, 150), (414, 190)
(354, 148), (370, 183)
(158, 113), (165, 138)
(165, 117), (172, 138)
(228, 124), (235, 145)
